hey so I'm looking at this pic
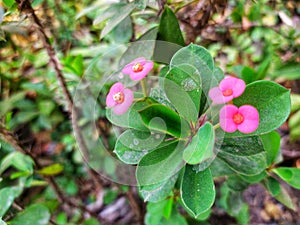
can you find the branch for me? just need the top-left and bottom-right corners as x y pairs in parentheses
(14, 0), (104, 191)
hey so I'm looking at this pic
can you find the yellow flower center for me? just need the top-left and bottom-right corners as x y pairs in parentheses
(233, 113), (244, 125)
(132, 63), (144, 72)
(113, 92), (124, 104)
(222, 89), (233, 97)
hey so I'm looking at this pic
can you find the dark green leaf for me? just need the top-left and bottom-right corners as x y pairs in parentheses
(232, 80), (291, 136)
(138, 104), (190, 137)
(217, 136), (267, 175)
(157, 6), (184, 46)
(106, 97), (156, 131)
(271, 183), (295, 210)
(272, 167), (300, 189)
(264, 177), (280, 196)
(183, 122), (215, 165)
(10, 204), (50, 225)
(181, 166), (215, 217)
(137, 141), (185, 186)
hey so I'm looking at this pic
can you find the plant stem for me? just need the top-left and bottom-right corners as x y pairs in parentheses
(213, 123), (220, 130)
(141, 78), (147, 97)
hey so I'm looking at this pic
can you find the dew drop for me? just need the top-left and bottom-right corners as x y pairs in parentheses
(133, 138), (139, 145)
(181, 78), (198, 91)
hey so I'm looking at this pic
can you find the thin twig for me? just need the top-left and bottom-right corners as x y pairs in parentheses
(14, 0), (104, 191)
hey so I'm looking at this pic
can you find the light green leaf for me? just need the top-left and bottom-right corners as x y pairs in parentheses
(0, 92), (26, 117)
(162, 64), (201, 122)
(183, 122), (215, 165)
(232, 80), (291, 136)
(272, 167), (300, 189)
(181, 166), (215, 217)
(114, 130), (165, 164)
(36, 163), (64, 176)
(260, 131), (281, 166)
(10, 204), (50, 225)
(217, 136), (267, 175)
(100, 4), (135, 39)
(0, 188), (16, 217)
(139, 172), (179, 202)
(138, 104), (190, 138)
(271, 183), (295, 210)
(0, 152), (34, 175)
(272, 62), (300, 80)
(0, 218), (7, 225)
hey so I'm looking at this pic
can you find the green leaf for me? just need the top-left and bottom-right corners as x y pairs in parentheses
(83, 218), (101, 225)
(139, 173), (179, 202)
(272, 167), (300, 189)
(264, 177), (280, 196)
(268, 182), (295, 210)
(0, 218), (7, 225)
(106, 97), (156, 131)
(36, 163), (64, 176)
(232, 80), (291, 136)
(260, 131), (281, 166)
(217, 136), (267, 175)
(0, 152), (34, 175)
(161, 64), (201, 122)
(3, 0), (14, 8)
(0, 188), (16, 217)
(181, 166), (215, 217)
(109, 15), (132, 44)
(138, 104), (190, 138)
(38, 100), (56, 116)
(0, 92), (26, 117)
(170, 44), (219, 112)
(157, 6), (185, 46)
(137, 141), (185, 186)
(114, 130), (165, 164)
(291, 93), (300, 113)
(10, 204), (50, 225)
(183, 122), (215, 165)
(272, 62), (300, 80)
(100, 3), (135, 39)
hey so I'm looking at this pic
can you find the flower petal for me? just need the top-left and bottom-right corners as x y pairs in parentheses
(208, 87), (233, 104)
(113, 88), (134, 115)
(237, 105), (259, 133)
(219, 76), (238, 91)
(219, 105), (239, 133)
(106, 82), (124, 107)
(232, 78), (246, 98)
(121, 57), (147, 75)
(129, 60), (153, 81)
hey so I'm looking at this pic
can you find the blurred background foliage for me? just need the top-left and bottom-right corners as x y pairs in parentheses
(0, 0), (300, 224)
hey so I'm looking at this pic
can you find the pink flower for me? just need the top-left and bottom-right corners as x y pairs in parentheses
(209, 76), (246, 104)
(219, 104), (259, 134)
(106, 82), (134, 115)
(122, 57), (154, 81)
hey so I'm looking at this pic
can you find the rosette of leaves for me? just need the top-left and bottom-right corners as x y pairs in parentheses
(108, 44), (293, 219)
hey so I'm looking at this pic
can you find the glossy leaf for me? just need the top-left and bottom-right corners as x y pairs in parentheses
(137, 141), (185, 186)
(183, 122), (215, 165)
(162, 65), (201, 122)
(264, 177), (280, 196)
(36, 163), (64, 176)
(232, 80), (290, 136)
(114, 130), (165, 164)
(106, 97), (156, 131)
(157, 6), (185, 46)
(10, 204), (50, 225)
(181, 166), (215, 217)
(138, 104), (190, 137)
(260, 131), (281, 166)
(272, 167), (300, 189)
(139, 173), (179, 202)
(0, 188), (15, 217)
(217, 136), (267, 175)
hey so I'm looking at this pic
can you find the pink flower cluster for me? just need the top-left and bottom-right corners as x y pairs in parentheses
(106, 58), (153, 115)
(209, 76), (259, 134)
